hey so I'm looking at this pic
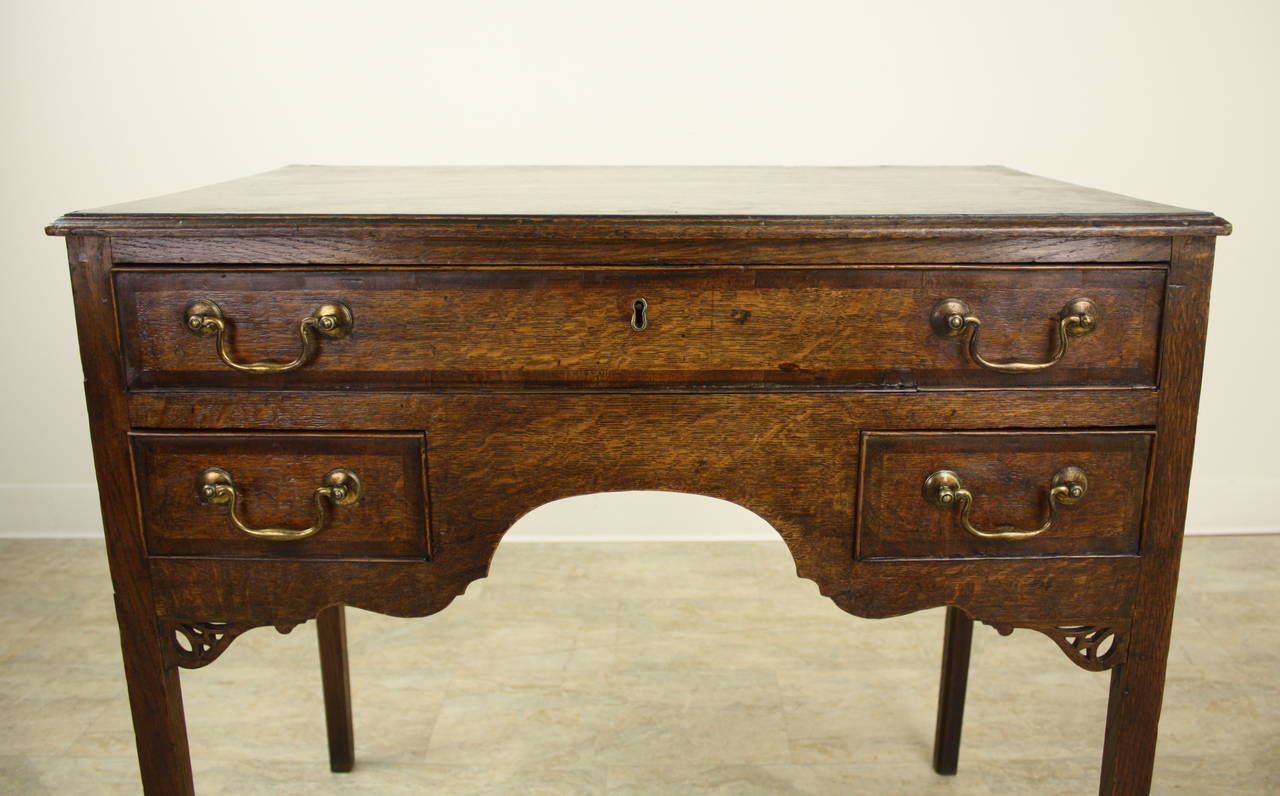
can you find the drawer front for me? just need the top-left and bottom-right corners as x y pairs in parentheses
(857, 431), (1152, 560)
(131, 432), (429, 559)
(115, 267), (1163, 389)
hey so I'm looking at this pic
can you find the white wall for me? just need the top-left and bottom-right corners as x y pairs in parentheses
(1, 1), (1275, 539)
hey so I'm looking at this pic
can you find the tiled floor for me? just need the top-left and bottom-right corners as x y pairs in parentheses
(0, 536), (1276, 794)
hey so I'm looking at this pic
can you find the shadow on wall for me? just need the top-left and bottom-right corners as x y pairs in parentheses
(503, 490), (779, 543)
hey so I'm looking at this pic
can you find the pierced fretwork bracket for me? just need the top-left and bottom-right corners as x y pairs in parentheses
(163, 619), (299, 669)
(981, 619), (1128, 672)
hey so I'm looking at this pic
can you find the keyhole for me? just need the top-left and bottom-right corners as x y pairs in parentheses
(631, 298), (649, 331)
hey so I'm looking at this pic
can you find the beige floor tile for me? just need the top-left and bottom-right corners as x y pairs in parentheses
(1175, 537), (1278, 594)
(0, 695), (119, 758)
(1176, 590), (1280, 665)
(195, 757), (607, 796)
(954, 757), (1102, 795)
(1158, 661), (1280, 759)
(571, 669), (792, 768)
(0, 755), (158, 796)
(424, 699), (605, 769)
(604, 762), (999, 795)
(1151, 752), (1280, 794)
(777, 666), (937, 765)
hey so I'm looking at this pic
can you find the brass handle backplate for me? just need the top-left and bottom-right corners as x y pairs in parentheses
(198, 467), (361, 541)
(922, 466), (1088, 540)
(183, 299), (353, 374)
(931, 298), (1098, 373)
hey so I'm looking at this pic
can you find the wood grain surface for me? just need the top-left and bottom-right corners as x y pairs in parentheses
(131, 432), (429, 559)
(108, 235), (1174, 264)
(933, 606), (974, 776)
(59, 165), (1207, 217)
(127, 391), (1147, 627)
(48, 167), (1228, 239)
(1097, 236), (1218, 794)
(858, 431), (1152, 559)
(64, 236), (197, 794)
(115, 267), (1164, 389)
(315, 605), (354, 773)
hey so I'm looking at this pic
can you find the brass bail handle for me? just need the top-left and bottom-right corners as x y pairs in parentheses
(183, 299), (353, 374)
(931, 298), (1098, 373)
(922, 466), (1088, 540)
(198, 468), (362, 541)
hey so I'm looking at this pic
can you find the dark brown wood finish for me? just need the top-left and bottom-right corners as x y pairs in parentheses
(316, 606), (354, 773)
(858, 431), (1153, 559)
(933, 606), (974, 775)
(1097, 236), (1217, 794)
(50, 165), (1220, 219)
(131, 432), (429, 559)
(115, 266), (1164, 389)
(107, 235), (1175, 265)
(126, 388), (1160, 429)
(49, 166), (1227, 795)
(133, 391), (1143, 618)
(65, 236), (196, 795)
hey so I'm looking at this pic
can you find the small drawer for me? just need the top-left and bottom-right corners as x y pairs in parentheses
(131, 432), (430, 559)
(114, 266), (1163, 389)
(857, 431), (1152, 560)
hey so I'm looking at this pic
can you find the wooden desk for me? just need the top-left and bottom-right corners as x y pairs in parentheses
(48, 166), (1230, 794)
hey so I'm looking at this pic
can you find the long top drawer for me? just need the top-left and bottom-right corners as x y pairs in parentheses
(114, 266), (1164, 390)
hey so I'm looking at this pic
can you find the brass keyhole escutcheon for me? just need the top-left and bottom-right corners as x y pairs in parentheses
(631, 298), (649, 331)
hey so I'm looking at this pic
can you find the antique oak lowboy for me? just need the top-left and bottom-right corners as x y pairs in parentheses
(47, 166), (1230, 794)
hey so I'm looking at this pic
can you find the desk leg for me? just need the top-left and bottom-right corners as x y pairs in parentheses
(932, 606), (973, 775)
(317, 605), (355, 772)
(114, 594), (196, 795)
(1093, 237), (1214, 794)
(1097, 624), (1170, 795)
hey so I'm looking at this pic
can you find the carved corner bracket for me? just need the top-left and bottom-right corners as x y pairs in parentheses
(981, 619), (1128, 672)
(163, 619), (299, 669)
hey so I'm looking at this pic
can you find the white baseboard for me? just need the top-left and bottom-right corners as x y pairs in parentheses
(1, 483), (1275, 540)
(1184, 476), (1279, 537)
(0, 484), (103, 538)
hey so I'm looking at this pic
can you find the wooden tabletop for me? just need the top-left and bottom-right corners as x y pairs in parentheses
(48, 166), (1229, 237)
